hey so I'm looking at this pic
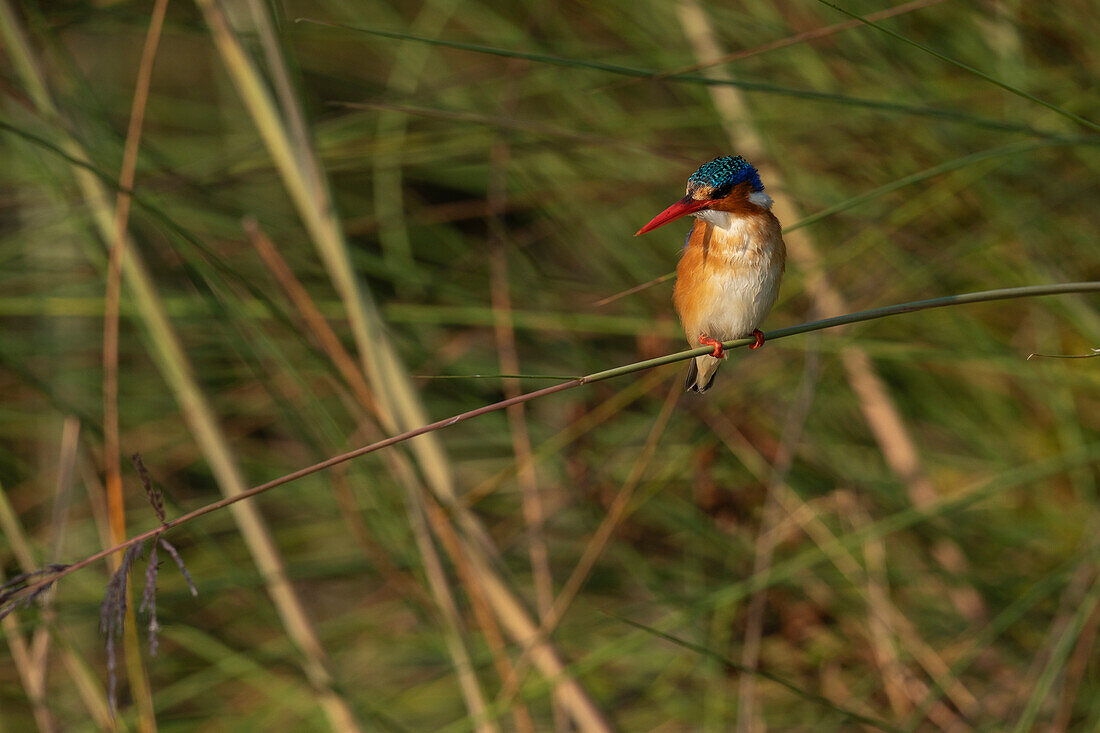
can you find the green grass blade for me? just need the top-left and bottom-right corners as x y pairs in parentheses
(294, 18), (1054, 137)
(818, 0), (1100, 134)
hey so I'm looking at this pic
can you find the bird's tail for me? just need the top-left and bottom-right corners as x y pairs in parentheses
(684, 355), (721, 394)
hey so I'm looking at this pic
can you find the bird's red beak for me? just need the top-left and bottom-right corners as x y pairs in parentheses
(635, 195), (710, 236)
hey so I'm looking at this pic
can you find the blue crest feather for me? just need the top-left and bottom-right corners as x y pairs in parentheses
(687, 155), (764, 198)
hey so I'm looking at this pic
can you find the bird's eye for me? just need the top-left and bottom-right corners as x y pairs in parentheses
(709, 182), (734, 200)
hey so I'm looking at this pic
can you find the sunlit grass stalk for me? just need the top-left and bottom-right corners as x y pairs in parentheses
(600, 0), (948, 91)
(252, 222), (602, 731)
(195, 0), (497, 564)
(247, 221), (497, 733)
(198, 1), (611, 727)
(200, 0), (497, 726)
(195, 0), (456, 498)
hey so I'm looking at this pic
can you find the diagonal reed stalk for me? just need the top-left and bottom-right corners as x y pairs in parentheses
(247, 222), (498, 733)
(9, 282), (1098, 609)
(200, 0), (611, 721)
(598, 0), (949, 93)
(492, 378), (683, 713)
(197, 1), (603, 727)
(677, 0), (987, 624)
(701, 409), (973, 726)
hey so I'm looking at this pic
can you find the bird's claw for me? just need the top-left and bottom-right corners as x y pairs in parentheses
(699, 334), (725, 359)
(749, 329), (765, 350)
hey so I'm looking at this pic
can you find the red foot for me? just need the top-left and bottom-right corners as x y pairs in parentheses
(749, 329), (765, 350)
(699, 334), (724, 359)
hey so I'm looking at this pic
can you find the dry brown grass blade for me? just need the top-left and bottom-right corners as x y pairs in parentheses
(463, 538), (615, 733)
(245, 220), (378, 415)
(0, 596), (54, 732)
(406, 499), (498, 733)
(101, 3), (170, 727)
(837, 492), (970, 730)
(833, 492), (910, 719)
(737, 347), (820, 732)
(703, 407), (980, 725)
(249, 217), (598, 731)
(676, 0), (986, 623)
(246, 222), (496, 731)
(423, 497), (538, 733)
(461, 370), (668, 510)
(495, 377), (681, 712)
(485, 57), (563, 727)
(27, 418), (82, 711)
(0, 484), (56, 733)
(0, 456), (114, 730)
(490, 249), (555, 614)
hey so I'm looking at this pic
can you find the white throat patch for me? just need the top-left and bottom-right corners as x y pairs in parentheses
(693, 209), (733, 230)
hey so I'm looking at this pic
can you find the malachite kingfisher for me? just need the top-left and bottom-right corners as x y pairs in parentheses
(636, 155), (786, 393)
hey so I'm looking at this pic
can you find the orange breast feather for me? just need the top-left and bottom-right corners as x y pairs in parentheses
(672, 215), (785, 346)
(672, 232), (711, 344)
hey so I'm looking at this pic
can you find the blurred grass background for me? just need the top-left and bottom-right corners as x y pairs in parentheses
(1, 0), (1099, 730)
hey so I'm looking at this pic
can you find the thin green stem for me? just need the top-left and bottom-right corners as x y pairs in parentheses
(293, 18), (1057, 137)
(586, 282), (1100, 382)
(611, 614), (898, 732)
(817, 0), (1100, 134)
(3, 281), (1098, 609)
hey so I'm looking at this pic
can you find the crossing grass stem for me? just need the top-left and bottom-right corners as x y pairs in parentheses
(4, 281), (1097, 607)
